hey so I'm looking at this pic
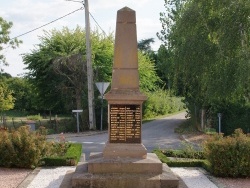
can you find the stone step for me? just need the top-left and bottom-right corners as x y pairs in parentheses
(87, 153), (162, 174)
(72, 153), (179, 188)
(72, 163), (178, 188)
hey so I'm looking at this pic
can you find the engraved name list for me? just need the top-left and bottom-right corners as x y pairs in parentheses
(110, 104), (141, 143)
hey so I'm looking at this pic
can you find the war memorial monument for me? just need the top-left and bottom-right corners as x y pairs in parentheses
(72, 7), (179, 188)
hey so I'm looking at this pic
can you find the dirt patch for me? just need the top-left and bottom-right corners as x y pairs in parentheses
(183, 132), (211, 145)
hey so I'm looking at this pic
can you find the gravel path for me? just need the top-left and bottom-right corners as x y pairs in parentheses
(26, 166), (76, 188)
(171, 167), (218, 188)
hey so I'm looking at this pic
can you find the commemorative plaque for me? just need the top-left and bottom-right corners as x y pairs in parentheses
(110, 104), (141, 143)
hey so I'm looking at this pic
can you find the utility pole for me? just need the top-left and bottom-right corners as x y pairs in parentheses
(84, 0), (95, 130)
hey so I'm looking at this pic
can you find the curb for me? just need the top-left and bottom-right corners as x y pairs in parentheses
(47, 130), (108, 140)
(17, 168), (41, 188)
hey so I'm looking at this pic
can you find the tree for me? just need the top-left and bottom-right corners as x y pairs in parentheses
(156, 45), (174, 90)
(158, 0), (250, 133)
(138, 38), (155, 53)
(0, 17), (22, 69)
(0, 79), (15, 112)
(138, 51), (161, 92)
(53, 53), (86, 110)
(6, 77), (35, 111)
(23, 27), (114, 115)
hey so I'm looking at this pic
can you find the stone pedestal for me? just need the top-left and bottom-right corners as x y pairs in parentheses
(103, 143), (147, 159)
(71, 6), (179, 188)
(72, 153), (179, 188)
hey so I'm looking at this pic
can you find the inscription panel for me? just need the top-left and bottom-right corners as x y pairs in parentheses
(110, 104), (141, 143)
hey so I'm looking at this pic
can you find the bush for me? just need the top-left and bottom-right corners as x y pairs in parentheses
(203, 129), (250, 177)
(27, 114), (42, 120)
(0, 126), (50, 168)
(143, 89), (185, 119)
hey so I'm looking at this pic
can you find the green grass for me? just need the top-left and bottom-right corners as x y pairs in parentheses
(153, 149), (212, 173)
(41, 143), (82, 166)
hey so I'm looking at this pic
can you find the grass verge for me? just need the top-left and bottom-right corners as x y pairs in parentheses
(41, 143), (82, 166)
(154, 149), (212, 173)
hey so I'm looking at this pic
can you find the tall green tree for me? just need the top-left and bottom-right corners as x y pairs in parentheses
(6, 77), (35, 111)
(138, 51), (161, 92)
(158, 0), (250, 133)
(156, 45), (173, 90)
(0, 17), (22, 68)
(23, 26), (114, 114)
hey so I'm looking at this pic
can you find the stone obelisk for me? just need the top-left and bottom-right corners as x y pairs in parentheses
(72, 7), (179, 188)
(103, 6), (147, 159)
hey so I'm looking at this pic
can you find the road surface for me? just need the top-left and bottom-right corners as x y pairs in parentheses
(50, 112), (187, 159)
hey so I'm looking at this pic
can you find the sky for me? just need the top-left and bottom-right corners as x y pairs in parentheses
(0, 0), (166, 77)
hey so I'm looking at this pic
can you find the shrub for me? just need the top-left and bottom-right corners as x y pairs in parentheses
(27, 114), (42, 120)
(143, 89), (185, 119)
(0, 126), (50, 168)
(203, 129), (250, 177)
(0, 131), (15, 167)
(0, 126), (82, 168)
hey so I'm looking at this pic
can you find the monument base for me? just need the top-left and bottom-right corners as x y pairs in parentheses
(103, 143), (147, 159)
(71, 153), (179, 188)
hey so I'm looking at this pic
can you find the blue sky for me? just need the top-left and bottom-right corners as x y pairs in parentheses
(1, 0), (165, 77)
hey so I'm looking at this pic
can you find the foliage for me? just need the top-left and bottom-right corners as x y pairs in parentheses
(153, 149), (170, 163)
(0, 125), (82, 168)
(158, 0), (250, 132)
(6, 77), (36, 111)
(41, 143), (82, 166)
(138, 51), (161, 92)
(163, 148), (205, 160)
(0, 126), (50, 168)
(209, 102), (250, 135)
(23, 26), (166, 129)
(0, 79), (15, 111)
(156, 45), (174, 90)
(203, 129), (250, 177)
(27, 114), (42, 120)
(23, 26), (114, 114)
(153, 149), (211, 171)
(143, 89), (185, 119)
(0, 17), (22, 68)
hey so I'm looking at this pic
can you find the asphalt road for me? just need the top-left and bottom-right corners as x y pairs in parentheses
(52, 112), (187, 159)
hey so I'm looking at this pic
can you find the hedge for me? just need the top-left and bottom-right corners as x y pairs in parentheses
(154, 149), (212, 173)
(203, 129), (250, 177)
(41, 143), (82, 166)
